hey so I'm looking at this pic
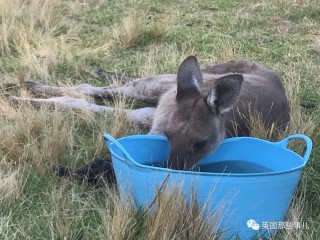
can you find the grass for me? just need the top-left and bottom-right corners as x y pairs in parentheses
(0, 0), (320, 239)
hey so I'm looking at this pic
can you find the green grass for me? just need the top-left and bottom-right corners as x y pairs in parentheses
(1, 0), (320, 239)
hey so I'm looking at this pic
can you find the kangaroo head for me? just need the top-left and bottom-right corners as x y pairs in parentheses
(165, 56), (244, 170)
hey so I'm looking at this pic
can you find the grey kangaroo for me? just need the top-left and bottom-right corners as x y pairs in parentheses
(149, 56), (289, 169)
(6, 56), (290, 177)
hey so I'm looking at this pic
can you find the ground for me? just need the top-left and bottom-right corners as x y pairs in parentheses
(0, 0), (319, 239)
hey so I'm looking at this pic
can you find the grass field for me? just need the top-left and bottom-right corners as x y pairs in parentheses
(0, 0), (320, 239)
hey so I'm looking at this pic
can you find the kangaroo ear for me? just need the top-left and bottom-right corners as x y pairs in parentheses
(206, 74), (243, 114)
(176, 56), (203, 102)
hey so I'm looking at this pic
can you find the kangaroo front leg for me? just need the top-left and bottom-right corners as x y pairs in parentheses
(6, 95), (156, 127)
(26, 74), (176, 105)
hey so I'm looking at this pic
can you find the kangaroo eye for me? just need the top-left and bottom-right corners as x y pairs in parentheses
(164, 131), (171, 140)
(194, 140), (207, 149)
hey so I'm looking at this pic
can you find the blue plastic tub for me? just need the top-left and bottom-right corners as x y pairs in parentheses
(104, 134), (312, 239)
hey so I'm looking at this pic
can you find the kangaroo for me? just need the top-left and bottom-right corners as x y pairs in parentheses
(5, 56), (290, 174)
(150, 56), (290, 170)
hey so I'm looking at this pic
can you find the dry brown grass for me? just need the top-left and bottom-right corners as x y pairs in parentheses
(97, 184), (223, 240)
(280, 0), (316, 9)
(0, 0), (83, 81)
(49, 183), (75, 239)
(145, 186), (222, 240)
(136, 43), (192, 76)
(112, 13), (144, 49)
(0, 164), (23, 205)
(0, 100), (82, 169)
(0, 95), (17, 117)
(281, 66), (316, 140)
(311, 35), (320, 53)
(0, 0), (319, 238)
(99, 194), (138, 240)
(111, 12), (169, 50)
(279, 180), (307, 240)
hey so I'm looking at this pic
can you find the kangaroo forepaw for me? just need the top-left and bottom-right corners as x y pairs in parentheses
(25, 80), (43, 90)
(53, 157), (116, 187)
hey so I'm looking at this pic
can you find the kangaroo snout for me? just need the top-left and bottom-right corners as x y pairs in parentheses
(167, 150), (194, 170)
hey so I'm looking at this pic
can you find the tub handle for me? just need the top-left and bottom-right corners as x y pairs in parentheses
(104, 134), (135, 163)
(275, 134), (312, 166)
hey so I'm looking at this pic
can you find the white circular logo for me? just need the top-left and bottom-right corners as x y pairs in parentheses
(247, 219), (260, 230)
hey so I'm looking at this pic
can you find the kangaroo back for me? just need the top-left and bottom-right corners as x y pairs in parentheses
(201, 60), (290, 136)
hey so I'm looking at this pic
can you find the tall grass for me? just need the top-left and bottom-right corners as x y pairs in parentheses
(0, 0), (79, 81)
(0, 0), (319, 239)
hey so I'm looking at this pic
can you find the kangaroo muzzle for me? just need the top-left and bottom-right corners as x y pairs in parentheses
(167, 151), (196, 170)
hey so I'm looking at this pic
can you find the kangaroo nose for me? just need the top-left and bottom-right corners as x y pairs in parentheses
(167, 151), (195, 170)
